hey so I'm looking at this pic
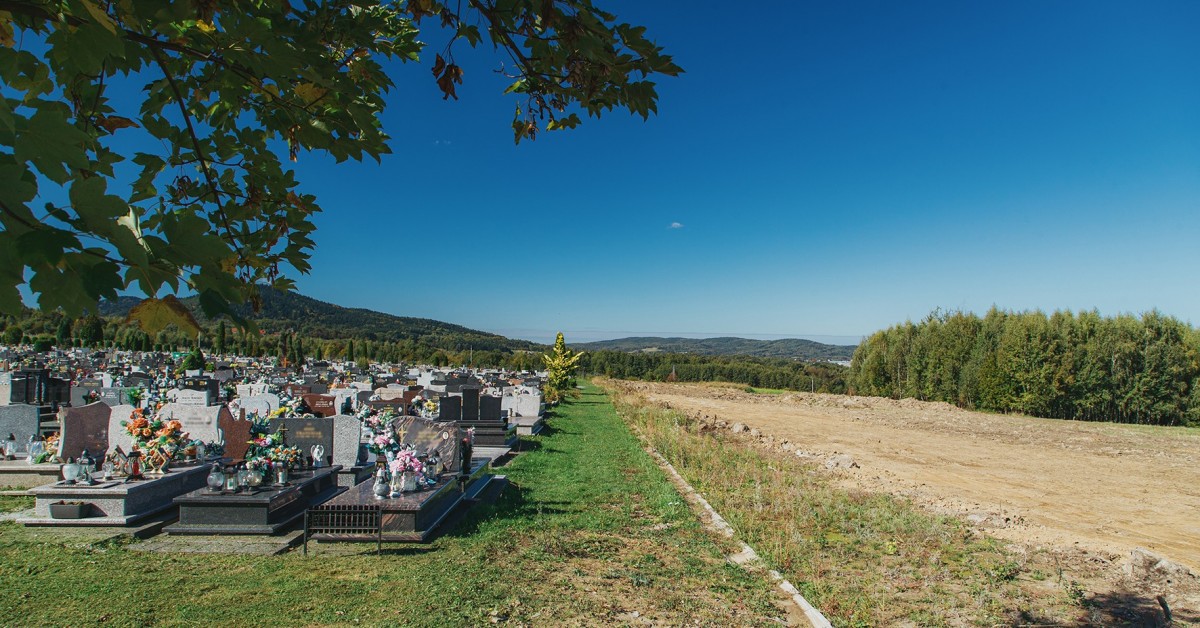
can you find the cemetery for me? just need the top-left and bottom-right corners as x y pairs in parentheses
(0, 345), (546, 552)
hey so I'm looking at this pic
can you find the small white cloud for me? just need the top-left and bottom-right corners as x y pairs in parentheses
(669, 221), (684, 229)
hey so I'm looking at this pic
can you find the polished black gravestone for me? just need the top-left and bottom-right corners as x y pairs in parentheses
(268, 417), (334, 466)
(166, 466), (343, 535)
(306, 457), (492, 544)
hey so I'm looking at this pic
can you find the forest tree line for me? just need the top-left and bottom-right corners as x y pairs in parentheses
(849, 308), (1200, 426)
(581, 350), (849, 393)
(0, 309), (544, 372)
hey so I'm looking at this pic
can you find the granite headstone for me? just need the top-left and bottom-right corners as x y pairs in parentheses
(58, 402), (112, 460)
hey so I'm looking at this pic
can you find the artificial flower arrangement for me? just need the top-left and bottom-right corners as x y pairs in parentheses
(84, 389), (100, 404)
(268, 394), (314, 419)
(122, 408), (188, 455)
(389, 449), (425, 477)
(357, 407), (401, 456)
(419, 398), (439, 418)
(125, 386), (146, 407)
(33, 432), (60, 464)
(243, 417), (302, 470)
(122, 407), (189, 472)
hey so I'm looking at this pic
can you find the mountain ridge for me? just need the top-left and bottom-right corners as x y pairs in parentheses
(98, 289), (541, 352)
(571, 336), (856, 361)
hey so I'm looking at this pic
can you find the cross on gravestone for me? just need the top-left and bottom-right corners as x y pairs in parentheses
(392, 416), (462, 473)
(331, 414), (365, 468)
(268, 417), (334, 466)
(70, 380), (103, 407)
(58, 402), (112, 461)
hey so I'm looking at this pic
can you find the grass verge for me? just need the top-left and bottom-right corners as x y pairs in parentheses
(0, 383), (783, 627)
(604, 379), (1099, 626)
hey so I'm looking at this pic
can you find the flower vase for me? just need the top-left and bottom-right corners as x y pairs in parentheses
(275, 464), (290, 486)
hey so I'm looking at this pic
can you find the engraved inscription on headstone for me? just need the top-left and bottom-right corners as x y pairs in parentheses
(301, 394), (337, 418)
(175, 388), (210, 406)
(270, 417), (333, 466)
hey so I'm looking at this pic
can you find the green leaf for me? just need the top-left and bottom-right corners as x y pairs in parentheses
(70, 177), (129, 228)
(14, 106), (91, 184)
(78, 0), (118, 35)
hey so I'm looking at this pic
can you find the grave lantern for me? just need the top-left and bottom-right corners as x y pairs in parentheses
(3, 433), (15, 460)
(126, 449), (144, 480)
(78, 449), (96, 485)
(61, 457), (82, 484)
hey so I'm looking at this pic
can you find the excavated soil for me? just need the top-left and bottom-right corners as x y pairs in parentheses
(619, 381), (1200, 619)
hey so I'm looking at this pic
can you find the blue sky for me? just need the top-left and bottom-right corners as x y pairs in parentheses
(66, 1), (1200, 345)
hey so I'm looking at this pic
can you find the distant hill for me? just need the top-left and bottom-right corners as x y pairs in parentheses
(571, 336), (856, 361)
(99, 289), (541, 353)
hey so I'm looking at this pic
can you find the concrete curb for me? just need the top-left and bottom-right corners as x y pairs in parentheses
(644, 446), (833, 628)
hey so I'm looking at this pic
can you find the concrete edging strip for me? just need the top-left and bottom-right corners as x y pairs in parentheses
(644, 446), (833, 628)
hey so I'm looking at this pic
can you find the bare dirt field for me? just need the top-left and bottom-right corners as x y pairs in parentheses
(625, 381), (1200, 617)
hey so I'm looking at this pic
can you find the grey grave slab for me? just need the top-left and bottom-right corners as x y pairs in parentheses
(0, 404), (42, 453)
(236, 383), (269, 398)
(331, 414), (364, 469)
(71, 380), (103, 407)
(22, 462), (213, 526)
(58, 402), (112, 461)
(106, 404), (137, 454)
(515, 394), (544, 418)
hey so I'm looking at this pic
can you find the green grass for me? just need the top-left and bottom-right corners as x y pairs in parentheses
(0, 383), (783, 627)
(744, 386), (788, 395)
(606, 381), (1088, 626)
(0, 495), (32, 513)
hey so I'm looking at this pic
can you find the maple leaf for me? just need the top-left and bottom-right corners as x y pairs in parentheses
(126, 295), (202, 339)
(96, 116), (140, 133)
